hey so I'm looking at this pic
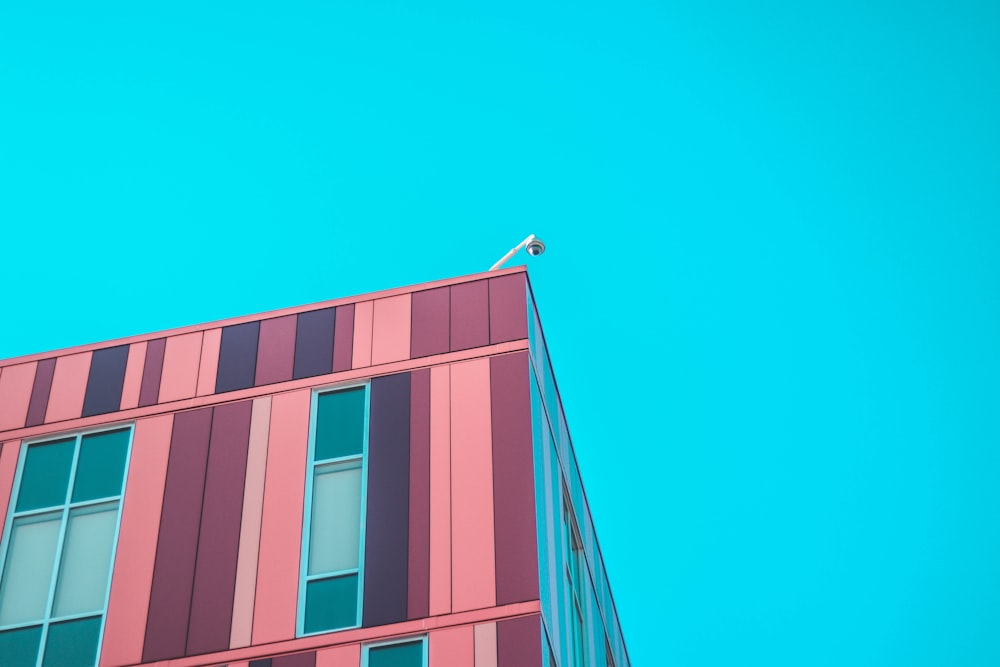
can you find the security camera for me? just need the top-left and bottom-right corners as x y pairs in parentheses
(490, 233), (547, 270)
(526, 238), (546, 256)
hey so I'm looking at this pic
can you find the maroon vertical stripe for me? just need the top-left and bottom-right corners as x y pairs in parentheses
(332, 303), (355, 372)
(491, 352), (539, 605)
(187, 400), (253, 656)
(410, 287), (450, 358)
(273, 652), (317, 667)
(407, 369), (431, 620)
(489, 274), (528, 344)
(143, 407), (213, 663)
(139, 338), (166, 407)
(255, 315), (297, 386)
(450, 280), (489, 351)
(25, 358), (56, 427)
(497, 614), (543, 667)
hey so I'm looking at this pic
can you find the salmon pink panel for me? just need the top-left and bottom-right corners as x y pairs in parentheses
(371, 294), (412, 365)
(316, 643), (360, 667)
(45, 351), (92, 423)
(231, 396), (272, 649)
(475, 622), (498, 667)
(159, 332), (203, 403)
(253, 389), (310, 645)
(450, 358), (496, 612)
(410, 286), (450, 358)
(488, 274), (528, 344)
(197, 329), (222, 397)
(139, 338), (166, 407)
(408, 369), (431, 620)
(256, 315), (297, 386)
(25, 358), (55, 427)
(119, 342), (146, 411)
(428, 365), (452, 616)
(0, 441), (21, 530)
(497, 615), (541, 667)
(351, 301), (374, 369)
(293, 308), (336, 380)
(100, 415), (172, 667)
(450, 281), (489, 352)
(332, 304), (355, 373)
(430, 625), (475, 667)
(0, 362), (35, 431)
(82, 345), (130, 417)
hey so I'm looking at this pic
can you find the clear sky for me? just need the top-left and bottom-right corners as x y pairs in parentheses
(1, 2), (998, 665)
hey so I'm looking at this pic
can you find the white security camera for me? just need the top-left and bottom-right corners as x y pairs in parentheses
(525, 237), (546, 256)
(489, 233), (548, 270)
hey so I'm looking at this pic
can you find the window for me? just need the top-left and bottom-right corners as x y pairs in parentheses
(0, 427), (132, 667)
(562, 488), (588, 667)
(299, 384), (369, 635)
(362, 636), (426, 667)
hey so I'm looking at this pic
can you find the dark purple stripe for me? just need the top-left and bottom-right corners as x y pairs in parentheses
(139, 338), (166, 407)
(497, 614), (543, 667)
(249, 660), (272, 667)
(410, 287), (450, 358)
(273, 652), (317, 667)
(293, 308), (336, 380)
(491, 352), (540, 605)
(82, 345), (129, 417)
(187, 401), (253, 656)
(489, 274), (528, 344)
(407, 369), (431, 620)
(216, 321), (260, 393)
(255, 315), (297, 387)
(362, 372), (411, 628)
(143, 407), (213, 662)
(450, 280), (489, 352)
(25, 358), (56, 427)
(332, 304), (355, 372)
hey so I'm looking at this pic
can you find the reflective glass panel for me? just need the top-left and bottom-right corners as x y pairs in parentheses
(368, 640), (424, 667)
(72, 429), (130, 503)
(15, 439), (75, 512)
(53, 504), (118, 617)
(304, 574), (358, 634)
(41, 616), (101, 667)
(315, 388), (365, 460)
(0, 513), (62, 625)
(0, 625), (42, 667)
(308, 464), (362, 575)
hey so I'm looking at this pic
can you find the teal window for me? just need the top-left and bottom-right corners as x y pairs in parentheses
(299, 384), (369, 636)
(363, 637), (427, 667)
(0, 427), (132, 667)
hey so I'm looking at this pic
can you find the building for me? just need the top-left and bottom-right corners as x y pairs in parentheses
(0, 268), (630, 667)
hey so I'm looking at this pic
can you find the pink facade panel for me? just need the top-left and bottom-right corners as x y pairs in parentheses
(159, 331), (204, 402)
(352, 301), (374, 369)
(488, 274), (528, 344)
(450, 281), (489, 352)
(0, 362), (36, 431)
(371, 294), (412, 365)
(431, 625), (475, 667)
(316, 643), (360, 667)
(475, 622), (498, 667)
(450, 358), (496, 612)
(119, 342), (146, 410)
(0, 441), (21, 534)
(256, 315), (297, 386)
(197, 328), (222, 397)
(428, 365), (452, 616)
(253, 389), (310, 645)
(44, 351), (92, 423)
(408, 369), (431, 620)
(100, 414), (173, 667)
(25, 358), (55, 427)
(410, 286), (450, 358)
(332, 304), (355, 372)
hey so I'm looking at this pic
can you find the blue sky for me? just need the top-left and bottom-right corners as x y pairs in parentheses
(1, 2), (998, 665)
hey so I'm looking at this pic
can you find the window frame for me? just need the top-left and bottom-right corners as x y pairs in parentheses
(0, 423), (135, 667)
(361, 634), (428, 667)
(562, 485), (589, 667)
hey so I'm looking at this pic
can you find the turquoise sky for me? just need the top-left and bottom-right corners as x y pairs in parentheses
(2, 2), (998, 665)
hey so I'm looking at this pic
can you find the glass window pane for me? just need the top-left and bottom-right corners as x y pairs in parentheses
(304, 574), (357, 633)
(16, 438), (75, 512)
(315, 388), (365, 460)
(309, 465), (361, 575)
(72, 429), (130, 503)
(368, 640), (424, 667)
(41, 616), (102, 667)
(0, 513), (62, 625)
(0, 625), (42, 667)
(53, 505), (118, 617)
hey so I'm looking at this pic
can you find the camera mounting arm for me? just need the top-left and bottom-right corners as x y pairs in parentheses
(489, 234), (546, 271)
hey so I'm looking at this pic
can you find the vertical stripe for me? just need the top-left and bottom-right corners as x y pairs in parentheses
(540, 436), (561, 658)
(82, 345), (130, 417)
(119, 342), (146, 411)
(316, 644), (360, 667)
(371, 294), (412, 365)
(430, 625), (475, 667)
(252, 390), (310, 645)
(231, 396), (272, 649)
(410, 286), (450, 358)
(256, 315), (297, 386)
(450, 358), (496, 612)
(188, 401), (253, 655)
(332, 304), (355, 373)
(408, 368), (431, 620)
(250, 660), (273, 667)
(0, 441), (21, 532)
(490, 352), (539, 605)
(475, 622), (499, 667)
(274, 652), (317, 667)
(489, 274), (528, 344)
(217, 321), (261, 393)
(143, 407), (213, 662)
(450, 280), (489, 352)
(139, 338), (166, 407)
(44, 351), (92, 423)
(497, 615), (542, 667)
(100, 415), (172, 667)
(351, 301), (374, 369)
(0, 362), (36, 431)
(159, 332), (203, 403)
(362, 372), (411, 627)
(25, 358), (55, 427)
(197, 329), (223, 397)
(428, 365), (452, 616)
(293, 307), (336, 380)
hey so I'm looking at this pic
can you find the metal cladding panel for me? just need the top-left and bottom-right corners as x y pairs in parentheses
(410, 286), (450, 358)
(497, 615), (542, 667)
(45, 351), (92, 423)
(408, 368), (431, 620)
(450, 280), (489, 352)
(0, 441), (20, 536)
(332, 304), (355, 373)
(362, 372), (411, 628)
(351, 301), (374, 369)
(293, 307), (336, 380)
(274, 651), (318, 667)
(82, 345), (129, 417)
(0, 362), (36, 430)
(316, 644), (360, 667)
(25, 357), (55, 427)
(217, 321), (261, 393)
(119, 342), (146, 410)
(371, 294), (412, 365)
(256, 315), (297, 387)
(143, 407), (213, 662)
(430, 625), (475, 667)
(428, 365), (452, 617)
(139, 338), (166, 407)
(475, 622), (499, 667)
(187, 400), (253, 656)
(159, 332), (203, 403)
(197, 329), (223, 397)
(488, 274), (528, 345)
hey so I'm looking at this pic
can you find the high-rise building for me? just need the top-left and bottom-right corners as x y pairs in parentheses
(0, 268), (630, 667)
